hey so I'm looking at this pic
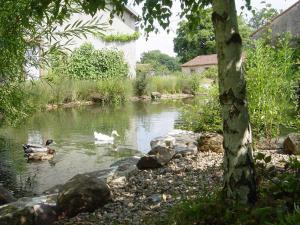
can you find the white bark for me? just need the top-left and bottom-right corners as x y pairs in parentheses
(212, 0), (256, 204)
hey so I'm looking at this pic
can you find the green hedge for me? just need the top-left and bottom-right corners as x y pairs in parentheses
(101, 32), (140, 42)
(67, 43), (128, 80)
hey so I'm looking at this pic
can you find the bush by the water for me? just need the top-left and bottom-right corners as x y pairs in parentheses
(178, 37), (300, 138)
(177, 86), (222, 133)
(245, 38), (299, 138)
(50, 43), (128, 80)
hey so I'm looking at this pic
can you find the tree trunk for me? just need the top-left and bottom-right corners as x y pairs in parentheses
(211, 0), (256, 204)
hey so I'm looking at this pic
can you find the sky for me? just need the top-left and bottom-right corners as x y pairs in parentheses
(134, 0), (299, 59)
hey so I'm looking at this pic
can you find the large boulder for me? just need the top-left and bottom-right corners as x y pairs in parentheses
(137, 155), (165, 170)
(150, 136), (176, 149)
(56, 174), (111, 218)
(0, 194), (58, 225)
(283, 133), (300, 155)
(0, 186), (15, 206)
(198, 133), (224, 153)
(137, 145), (175, 170)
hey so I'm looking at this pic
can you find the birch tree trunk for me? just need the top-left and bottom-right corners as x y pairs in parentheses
(211, 0), (256, 204)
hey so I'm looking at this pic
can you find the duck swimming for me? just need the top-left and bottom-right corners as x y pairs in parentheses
(25, 149), (56, 161)
(23, 139), (55, 154)
(94, 130), (119, 144)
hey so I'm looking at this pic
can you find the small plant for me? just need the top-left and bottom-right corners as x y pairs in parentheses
(176, 86), (222, 133)
(134, 73), (149, 96)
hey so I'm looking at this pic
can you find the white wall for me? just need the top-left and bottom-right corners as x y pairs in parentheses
(181, 65), (212, 74)
(65, 9), (138, 78)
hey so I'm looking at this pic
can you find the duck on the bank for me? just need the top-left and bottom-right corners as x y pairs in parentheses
(23, 139), (55, 154)
(25, 149), (56, 161)
(94, 130), (119, 144)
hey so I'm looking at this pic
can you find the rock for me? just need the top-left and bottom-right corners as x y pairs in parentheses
(137, 155), (164, 169)
(150, 136), (176, 149)
(0, 186), (15, 206)
(174, 144), (198, 156)
(110, 156), (141, 168)
(56, 174), (111, 218)
(86, 167), (117, 183)
(110, 156), (140, 179)
(148, 194), (162, 204)
(283, 133), (300, 155)
(151, 92), (162, 100)
(148, 145), (175, 163)
(0, 194), (58, 225)
(137, 145), (175, 170)
(43, 184), (64, 195)
(90, 93), (106, 103)
(198, 133), (224, 153)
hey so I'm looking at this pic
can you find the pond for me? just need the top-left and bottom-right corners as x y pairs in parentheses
(0, 100), (191, 197)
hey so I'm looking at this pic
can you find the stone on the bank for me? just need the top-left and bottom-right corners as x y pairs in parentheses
(0, 194), (58, 225)
(151, 92), (162, 100)
(198, 133), (223, 153)
(174, 144), (198, 156)
(57, 174), (111, 218)
(137, 155), (165, 169)
(137, 145), (175, 170)
(150, 136), (176, 149)
(110, 156), (140, 179)
(0, 186), (15, 206)
(149, 145), (175, 163)
(283, 133), (300, 155)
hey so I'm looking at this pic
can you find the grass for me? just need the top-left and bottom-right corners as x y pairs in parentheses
(26, 79), (133, 109)
(27, 73), (212, 110)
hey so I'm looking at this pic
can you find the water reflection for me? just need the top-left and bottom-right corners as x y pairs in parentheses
(0, 100), (184, 196)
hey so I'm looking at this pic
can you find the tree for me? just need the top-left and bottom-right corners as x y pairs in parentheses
(174, 8), (216, 63)
(0, 0), (105, 123)
(174, 8), (253, 63)
(212, 0), (256, 204)
(2, 0), (256, 204)
(248, 3), (278, 29)
(140, 50), (180, 73)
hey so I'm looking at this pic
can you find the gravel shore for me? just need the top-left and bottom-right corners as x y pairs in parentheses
(54, 146), (296, 225)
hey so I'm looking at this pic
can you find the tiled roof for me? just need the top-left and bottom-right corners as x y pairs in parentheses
(181, 54), (218, 67)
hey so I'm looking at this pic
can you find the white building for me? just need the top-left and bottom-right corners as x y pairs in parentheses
(27, 5), (139, 79)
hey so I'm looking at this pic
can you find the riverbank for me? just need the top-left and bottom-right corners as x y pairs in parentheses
(2, 131), (299, 225)
(54, 149), (297, 225)
(45, 93), (195, 111)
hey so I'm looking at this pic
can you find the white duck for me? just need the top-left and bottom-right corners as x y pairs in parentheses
(94, 130), (119, 144)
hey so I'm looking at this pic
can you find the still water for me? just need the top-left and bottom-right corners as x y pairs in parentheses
(0, 100), (187, 197)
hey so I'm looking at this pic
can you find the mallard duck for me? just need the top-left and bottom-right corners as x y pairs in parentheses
(25, 149), (55, 161)
(94, 130), (119, 144)
(23, 139), (55, 153)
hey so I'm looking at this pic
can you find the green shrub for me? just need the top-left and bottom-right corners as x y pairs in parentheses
(134, 73), (149, 96)
(0, 83), (34, 126)
(176, 86), (222, 133)
(66, 43), (128, 80)
(201, 66), (218, 81)
(148, 74), (204, 94)
(101, 32), (140, 42)
(245, 38), (298, 138)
